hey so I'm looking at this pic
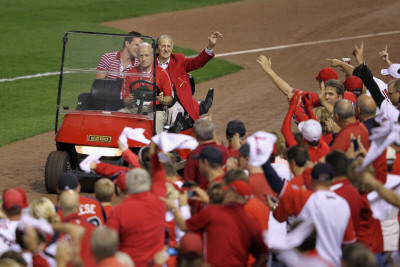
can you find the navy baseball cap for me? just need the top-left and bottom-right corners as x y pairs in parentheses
(193, 146), (223, 165)
(311, 163), (334, 181)
(239, 143), (250, 157)
(226, 120), (246, 138)
(58, 173), (79, 190)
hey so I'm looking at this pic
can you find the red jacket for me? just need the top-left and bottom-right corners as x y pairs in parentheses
(165, 50), (214, 120)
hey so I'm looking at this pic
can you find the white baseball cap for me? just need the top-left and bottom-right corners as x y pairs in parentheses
(381, 64), (400, 79)
(298, 119), (322, 143)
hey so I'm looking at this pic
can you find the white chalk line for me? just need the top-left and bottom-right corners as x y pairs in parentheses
(215, 30), (400, 58)
(1, 30), (400, 83)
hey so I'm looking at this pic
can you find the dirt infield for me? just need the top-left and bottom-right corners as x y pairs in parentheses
(2, 0), (400, 203)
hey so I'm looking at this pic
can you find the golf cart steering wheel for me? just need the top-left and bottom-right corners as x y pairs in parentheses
(129, 80), (160, 100)
(128, 80), (161, 115)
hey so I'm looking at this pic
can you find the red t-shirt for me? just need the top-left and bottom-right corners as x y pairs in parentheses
(330, 120), (369, 152)
(107, 154), (167, 267)
(331, 179), (362, 234)
(248, 172), (275, 203)
(183, 142), (230, 190)
(186, 203), (267, 266)
(245, 198), (270, 230)
(357, 194), (384, 254)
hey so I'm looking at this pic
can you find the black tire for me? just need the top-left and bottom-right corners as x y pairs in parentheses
(44, 151), (71, 193)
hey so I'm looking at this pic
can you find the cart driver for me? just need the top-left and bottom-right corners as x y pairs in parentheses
(119, 42), (173, 134)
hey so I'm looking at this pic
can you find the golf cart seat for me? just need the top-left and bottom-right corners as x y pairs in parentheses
(76, 79), (124, 111)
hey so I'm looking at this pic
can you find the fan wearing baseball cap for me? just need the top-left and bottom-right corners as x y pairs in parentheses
(381, 63), (400, 83)
(225, 119), (246, 157)
(0, 188), (29, 255)
(262, 161), (355, 267)
(282, 92), (330, 162)
(56, 172), (105, 227)
(161, 176), (268, 266)
(193, 146), (225, 188)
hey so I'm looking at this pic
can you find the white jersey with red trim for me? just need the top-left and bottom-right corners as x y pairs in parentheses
(296, 190), (354, 267)
(0, 219), (21, 255)
(278, 183), (355, 267)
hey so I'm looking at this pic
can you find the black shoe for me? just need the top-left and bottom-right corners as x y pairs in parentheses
(200, 88), (214, 115)
(168, 113), (184, 133)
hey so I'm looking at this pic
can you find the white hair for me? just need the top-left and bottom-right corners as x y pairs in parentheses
(126, 168), (151, 194)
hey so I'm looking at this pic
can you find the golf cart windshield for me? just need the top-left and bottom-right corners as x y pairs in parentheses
(57, 32), (157, 117)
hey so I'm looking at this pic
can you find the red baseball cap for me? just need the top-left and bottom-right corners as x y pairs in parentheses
(114, 172), (127, 192)
(316, 67), (338, 82)
(180, 233), (203, 258)
(342, 76), (363, 92)
(222, 180), (252, 199)
(3, 188), (28, 211)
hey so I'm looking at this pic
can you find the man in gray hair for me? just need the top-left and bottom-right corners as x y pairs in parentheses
(106, 142), (166, 267)
(330, 99), (370, 152)
(157, 31), (223, 127)
(182, 119), (229, 191)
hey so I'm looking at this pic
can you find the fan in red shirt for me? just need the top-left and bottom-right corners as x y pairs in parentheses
(59, 190), (97, 267)
(107, 142), (167, 267)
(263, 161), (356, 267)
(282, 92), (330, 163)
(162, 180), (268, 267)
(330, 99), (370, 152)
(183, 118), (229, 190)
(56, 173), (106, 227)
(119, 42), (173, 134)
(225, 119), (247, 157)
(285, 145), (313, 189)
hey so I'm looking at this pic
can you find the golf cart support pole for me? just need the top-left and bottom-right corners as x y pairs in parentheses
(152, 39), (157, 136)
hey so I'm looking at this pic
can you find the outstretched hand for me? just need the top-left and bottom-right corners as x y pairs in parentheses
(379, 45), (392, 66)
(207, 30), (223, 50)
(353, 41), (365, 65)
(256, 55), (272, 73)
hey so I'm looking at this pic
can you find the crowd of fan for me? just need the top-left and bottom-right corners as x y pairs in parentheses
(1, 39), (400, 267)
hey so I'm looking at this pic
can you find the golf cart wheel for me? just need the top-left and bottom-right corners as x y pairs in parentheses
(45, 151), (71, 193)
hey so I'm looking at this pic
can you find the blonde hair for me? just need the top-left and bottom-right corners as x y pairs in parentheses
(95, 178), (114, 202)
(312, 107), (331, 133)
(30, 197), (60, 223)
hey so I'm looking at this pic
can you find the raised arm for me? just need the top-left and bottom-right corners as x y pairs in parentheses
(360, 171), (400, 207)
(379, 45), (393, 66)
(256, 55), (294, 99)
(282, 92), (301, 147)
(326, 59), (354, 77)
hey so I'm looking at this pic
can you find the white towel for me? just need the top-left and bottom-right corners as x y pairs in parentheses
(119, 127), (151, 148)
(247, 131), (277, 167)
(79, 152), (101, 173)
(151, 132), (198, 152)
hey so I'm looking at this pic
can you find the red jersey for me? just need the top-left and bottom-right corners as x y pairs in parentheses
(330, 179), (362, 234)
(245, 198), (270, 230)
(57, 196), (106, 227)
(186, 202), (267, 266)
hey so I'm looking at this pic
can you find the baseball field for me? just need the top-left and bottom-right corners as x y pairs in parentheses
(1, 0), (400, 203)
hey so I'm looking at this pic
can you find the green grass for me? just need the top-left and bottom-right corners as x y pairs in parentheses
(0, 0), (243, 146)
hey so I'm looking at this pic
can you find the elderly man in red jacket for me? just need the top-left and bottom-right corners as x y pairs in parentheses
(156, 31), (222, 129)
